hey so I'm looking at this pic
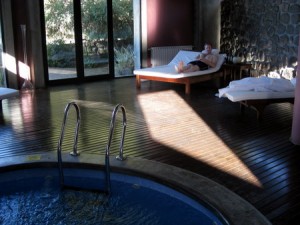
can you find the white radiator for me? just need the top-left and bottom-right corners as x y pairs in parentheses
(150, 45), (193, 67)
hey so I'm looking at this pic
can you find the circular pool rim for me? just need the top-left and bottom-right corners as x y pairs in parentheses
(0, 153), (271, 225)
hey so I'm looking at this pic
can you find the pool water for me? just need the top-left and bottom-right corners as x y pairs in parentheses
(0, 168), (227, 225)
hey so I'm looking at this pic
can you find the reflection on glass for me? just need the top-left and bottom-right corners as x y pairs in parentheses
(44, 0), (77, 80)
(113, 0), (134, 77)
(81, 0), (109, 77)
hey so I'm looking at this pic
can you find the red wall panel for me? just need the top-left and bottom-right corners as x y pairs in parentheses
(147, 0), (194, 48)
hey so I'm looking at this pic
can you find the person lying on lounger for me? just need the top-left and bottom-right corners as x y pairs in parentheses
(175, 43), (218, 73)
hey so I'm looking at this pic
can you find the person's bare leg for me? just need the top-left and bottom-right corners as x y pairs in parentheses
(176, 62), (200, 73)
(182, 65), (199, 73)
(175, 61), (185, 73)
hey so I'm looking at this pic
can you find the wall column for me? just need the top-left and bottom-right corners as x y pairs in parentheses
(1, 0), (19, 89)
(195, 0), (221, 50)
(291, 35), (300, 145)
(27, 0), (45, 88)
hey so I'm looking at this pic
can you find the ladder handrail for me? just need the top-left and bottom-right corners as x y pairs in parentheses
(57, 102), (126, 194)
(57, 102), (81, 187)
(105, 104), (127, 194)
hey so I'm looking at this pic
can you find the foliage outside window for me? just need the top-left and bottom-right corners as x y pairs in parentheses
(114, 45), (134, 75)
(44, 0), (134, 76)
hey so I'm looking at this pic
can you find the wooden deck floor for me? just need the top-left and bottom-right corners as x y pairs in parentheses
(0, 77), (299, 225)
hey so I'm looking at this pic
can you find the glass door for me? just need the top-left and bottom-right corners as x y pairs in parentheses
(44, 0), (111, 81)
(113, 0), (134, 77)
(43, 0), (138, 82)
(44, 0), (77, 81)
(81, 0), (109, 77)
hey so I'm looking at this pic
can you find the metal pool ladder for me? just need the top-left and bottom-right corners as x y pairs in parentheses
(57, 102), (81, 187)
(105, 103), (127, 194)
(57, 102), (127, 194)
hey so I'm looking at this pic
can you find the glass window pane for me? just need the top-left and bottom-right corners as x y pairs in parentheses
(113, 0), (134, 77)
(44, 0), (77, 81)
(81, 0), (109, 77)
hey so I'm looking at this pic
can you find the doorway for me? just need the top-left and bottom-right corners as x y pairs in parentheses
(43, 0), (138, 83)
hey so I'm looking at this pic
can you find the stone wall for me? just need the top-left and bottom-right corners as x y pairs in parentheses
(220, 0), (299, 77)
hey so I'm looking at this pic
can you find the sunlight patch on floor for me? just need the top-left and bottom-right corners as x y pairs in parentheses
(138, 90), (263, 188)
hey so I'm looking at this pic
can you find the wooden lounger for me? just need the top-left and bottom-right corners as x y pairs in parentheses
(223, 90), (295, 120)
(239, 98), (294, 120)
(135, 71), (223, 95)
(134, 50), (226, 94)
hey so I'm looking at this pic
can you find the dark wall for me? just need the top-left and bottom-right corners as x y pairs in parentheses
(11, 0), (29, 87)
(221, 0), (299, 76)
(147, 0), (194, 48)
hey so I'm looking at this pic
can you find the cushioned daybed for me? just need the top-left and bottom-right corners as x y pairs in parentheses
(218, 77), (296, 120)
(0, 87), (19, 109)
(134, 50), (226, 94)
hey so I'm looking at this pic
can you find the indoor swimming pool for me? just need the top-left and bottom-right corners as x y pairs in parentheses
(0, 153), (271, 225)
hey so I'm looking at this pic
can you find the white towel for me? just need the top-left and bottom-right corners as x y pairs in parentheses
(219, 77), (296, 98)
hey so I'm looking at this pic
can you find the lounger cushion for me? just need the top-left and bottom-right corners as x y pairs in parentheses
(134, 50), (225, 79)
(0, 87), (19, 100)
(218, 77), (296, 102)
(223, 90), (295, 102)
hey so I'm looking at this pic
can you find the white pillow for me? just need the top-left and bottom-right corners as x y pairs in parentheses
(202, 49), (219, 55)
(211, 49), (220, 55)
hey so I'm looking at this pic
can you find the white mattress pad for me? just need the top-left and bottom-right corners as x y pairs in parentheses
(219, 77), (296, 102)
(224, 90), (294, 102)
(0, 87), (19, 100)
(134, 50), (225, 78)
